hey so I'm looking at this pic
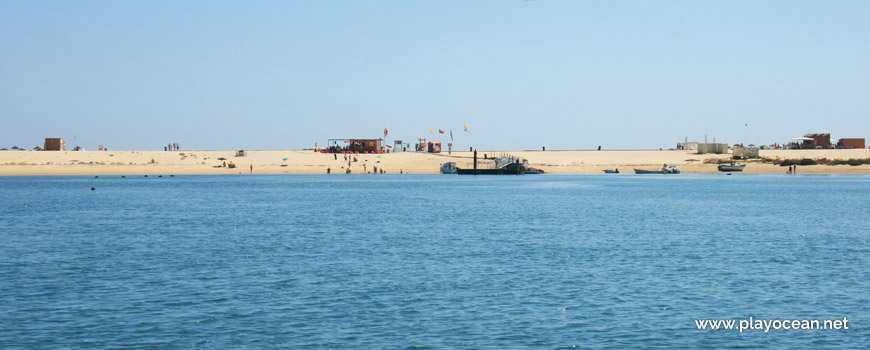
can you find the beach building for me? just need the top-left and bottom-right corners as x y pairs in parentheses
(837, 138), (865, 149)
(732, 146), (759, 159)
(696, 143), (728, 154)
(804, 133), (832, 148)
(677, 142), (697, 151)
(44, 138), (66, 151)
(427, 141), (442, 153)
(326, 139), (383, 153)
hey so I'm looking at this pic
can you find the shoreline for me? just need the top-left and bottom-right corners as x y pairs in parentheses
(2, 149), (870, 176)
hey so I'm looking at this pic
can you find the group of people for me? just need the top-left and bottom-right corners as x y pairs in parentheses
(326, 154), (391, 174)
(787, 165), (798, 174)
(165, 142), (181, 151)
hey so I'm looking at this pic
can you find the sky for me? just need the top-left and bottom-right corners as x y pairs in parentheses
(1, 1), (868, 151)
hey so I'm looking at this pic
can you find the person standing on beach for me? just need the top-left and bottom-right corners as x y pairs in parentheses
(250, 164), (253, 173)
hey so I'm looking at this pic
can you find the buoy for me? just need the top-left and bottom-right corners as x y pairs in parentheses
(91, 186), (96, 190)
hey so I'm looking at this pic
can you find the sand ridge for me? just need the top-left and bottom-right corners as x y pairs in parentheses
(1, 149), (870, 175)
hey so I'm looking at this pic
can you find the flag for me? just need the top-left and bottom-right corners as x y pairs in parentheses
(450, 130), (453, 142)
(439, 129), (444, 134)
(384, 127), (388, 137)
(429, 129), (434, 134)
(463, 124), (469, 132)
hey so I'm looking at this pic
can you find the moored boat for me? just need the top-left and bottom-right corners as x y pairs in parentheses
(455, 151), (541, 175)
(603, 168), (620, 174)
(718, 163), (745, 172)
(634, 165), (681, 174)
(440, 162), (459, 174)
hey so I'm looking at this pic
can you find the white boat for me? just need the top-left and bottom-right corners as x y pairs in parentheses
(634, 165), (681, 174)
(440, 162), (459, 174)
(718, 163), (745, 172)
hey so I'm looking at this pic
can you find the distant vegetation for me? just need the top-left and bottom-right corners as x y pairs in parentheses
(703, 158), (734, 164)
(760, 157), (870, 166)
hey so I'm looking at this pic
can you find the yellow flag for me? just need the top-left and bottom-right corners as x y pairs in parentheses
(429, 129), (434, 134)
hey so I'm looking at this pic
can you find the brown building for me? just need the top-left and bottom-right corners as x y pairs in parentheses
(44, 138), (66, 151)
(327, 138), (382, 153)
(804, 133), (831, 148)
(838, 138), (865, 149)
(427, 141), (442, 153)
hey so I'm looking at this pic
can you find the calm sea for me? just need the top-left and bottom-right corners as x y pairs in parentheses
(1, 174), (868, 349)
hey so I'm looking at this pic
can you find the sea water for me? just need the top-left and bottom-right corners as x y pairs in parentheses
(1, 174), (868, 348)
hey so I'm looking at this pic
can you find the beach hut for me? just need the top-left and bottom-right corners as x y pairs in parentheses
(327, 139), (383, 153)
(696, 143), (728, 154)
(428, 141), (442, 153)
(804, 133), (832, 148)
(837, 138), (865, 149)
(732, 146), (759, 159)
(44, 138), (66, 151)
(236, 150), (247, 157)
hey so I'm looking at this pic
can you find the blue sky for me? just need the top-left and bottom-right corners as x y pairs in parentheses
(1, 1), (867, 151)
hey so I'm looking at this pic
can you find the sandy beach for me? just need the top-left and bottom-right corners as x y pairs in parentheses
(2, 149), (870, 176)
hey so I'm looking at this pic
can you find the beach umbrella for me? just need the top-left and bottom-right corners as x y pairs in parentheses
(377, 155), (383, 158)
(283, 157), (289, 161)
(218, 157), (226, 161)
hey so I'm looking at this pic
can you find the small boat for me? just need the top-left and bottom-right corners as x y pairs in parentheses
(718, 163), (745, 172)
(634, 165), (681, 174)
(603, 169), (620, 174)
(440, 162), (459, 174)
